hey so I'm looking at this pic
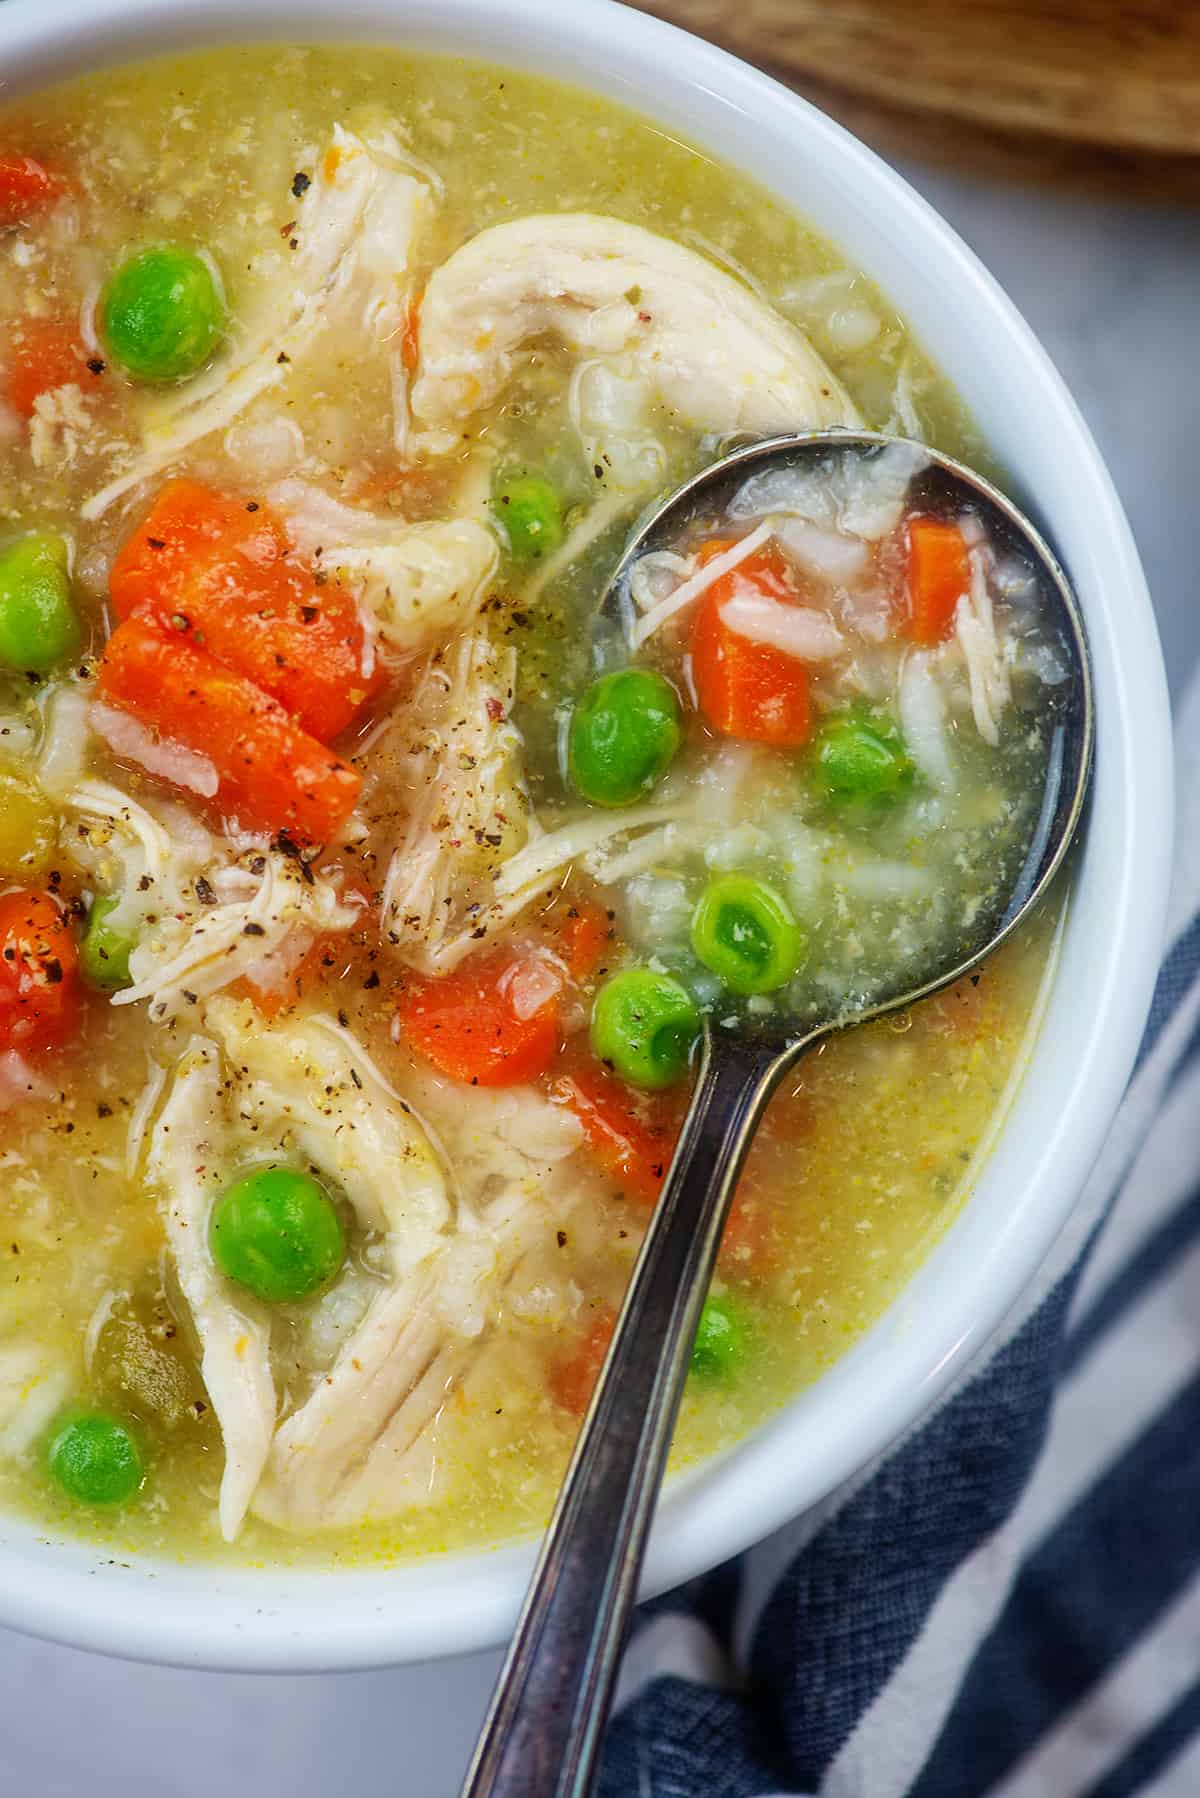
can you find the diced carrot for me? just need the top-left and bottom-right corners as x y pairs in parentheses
(0, 155), (65, 229)
(691, 540), (812, 745)
(109, 480), (383, 741)
(5, 317), (102, 420)
(549, 1306), (617, 1415)
(397, 950), (561, 1087)
(906, 516), (970, 645)
(554, 1061), (683, 1204)
(400, 289), (422, 375)
(97, 616), (361, 843)
(0, 889), (81, 1055)
(559, 900), (614, 982)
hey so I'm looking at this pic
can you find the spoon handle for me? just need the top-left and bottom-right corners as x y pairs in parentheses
(461, 1032), (792, 1798)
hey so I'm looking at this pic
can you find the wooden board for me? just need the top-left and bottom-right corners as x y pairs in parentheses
(627, 0), (1200, 201)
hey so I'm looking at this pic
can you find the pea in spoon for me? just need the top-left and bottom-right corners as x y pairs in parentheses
(462, 432), (1093, 1798)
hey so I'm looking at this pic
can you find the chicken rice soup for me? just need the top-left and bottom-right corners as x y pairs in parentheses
(0, 48), (1061, 1564)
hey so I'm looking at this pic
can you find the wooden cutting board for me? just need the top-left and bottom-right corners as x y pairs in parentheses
(626, 0), (1200, 201)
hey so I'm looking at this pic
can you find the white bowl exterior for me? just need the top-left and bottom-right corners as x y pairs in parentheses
(0, 0), (1173, 1671)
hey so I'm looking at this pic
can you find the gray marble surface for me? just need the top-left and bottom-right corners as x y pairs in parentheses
(0, 164), (1195, 1798)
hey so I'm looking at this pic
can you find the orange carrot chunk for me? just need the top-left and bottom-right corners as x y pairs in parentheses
(560, 900), (614, 982)
(549, 1306), (617, 1415)
(691, 541), (811, 745)
(397, 951), (561, 1088)
(97, 616), (361, 843)
(906, 515), (970, 645)
(0, 155), (65, 229)
(554, 1062), (683, 1204)
(109, 480), (382, 742)
(5, 317), (101, 420)
(0, 889), (81, 1055)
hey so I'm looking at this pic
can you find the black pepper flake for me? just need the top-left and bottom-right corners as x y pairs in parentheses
(291, 171), (311, 198)
(242, 921), (266, 937)
(246, 501), (260, 513)
(363, 970), (380, 990)
(350, 1068), (363, 1089)
(300, 605), (319, 623)
(97, 1103), (112, 1119)
(86, 357), (106, 375)
(146, 537), (166, 551)
(337, 1009), (349, 1028)
(137, 874), (153, 892)
(43, 958), (63, 985)
(276, 351), (291, 365)
(556, 1230), (567, 1248)
(194, 876), (216, 906)
(182, 990), (198, 1005)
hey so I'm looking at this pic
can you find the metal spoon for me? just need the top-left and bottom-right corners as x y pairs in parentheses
(462, 432), (1093, 1798)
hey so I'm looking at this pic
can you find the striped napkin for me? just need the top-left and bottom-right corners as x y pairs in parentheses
(601, 668), (1200, 1798)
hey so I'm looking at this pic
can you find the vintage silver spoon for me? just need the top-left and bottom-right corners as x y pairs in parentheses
(462, 432), (1094, 1798)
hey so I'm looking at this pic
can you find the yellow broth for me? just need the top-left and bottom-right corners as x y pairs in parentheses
(0, 47), (1056, 1565)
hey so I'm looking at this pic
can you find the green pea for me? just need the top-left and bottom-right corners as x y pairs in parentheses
(568, 669), (683, 808)
(691, 874), (804, 996)
(690, 1294), (748, 1381)
(46, 1410), (144, 1506)
(0, 533), (80, 674)
(810, 708), (914, 816)
(80, 895), (135, 991)
(491, 475), (565, 562)
(590, 967), (700, 1090)
(101, 244), (226, 382)
(210, 1165), (345, 1304)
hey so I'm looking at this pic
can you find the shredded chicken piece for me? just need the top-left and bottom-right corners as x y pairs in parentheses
(28, 383), (94, 472)
(326, 522), (498, 654)
(955, 549), (1012, 746)
(0, 1344), (70, 1460)
(251, 1187), (558, 1531)
(205, 997), (450, 1269)
(495, 800), (697, 899)
(404, 1071), (584, 1208)
(146, 1040), (276, 1540)
(380, 625), (532, 973)
(265, 478), (499, 651)
(112, 850), (362, 1023)
(412, 214), (861, 442)
(83, 126), (434, 520)
(631, 522), (773, 648)
(151, 1002), (453, 1537)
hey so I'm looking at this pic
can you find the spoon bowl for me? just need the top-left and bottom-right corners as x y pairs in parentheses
(464, 432), (1094, 1798)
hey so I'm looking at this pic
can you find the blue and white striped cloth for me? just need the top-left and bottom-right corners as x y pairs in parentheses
(601, 669), (1200, 1798)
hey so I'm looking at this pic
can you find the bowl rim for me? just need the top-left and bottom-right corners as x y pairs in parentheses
(0, 0), (1174, 1672)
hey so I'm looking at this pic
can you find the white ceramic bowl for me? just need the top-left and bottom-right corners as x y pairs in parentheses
(0, 0), (1173, 1673)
